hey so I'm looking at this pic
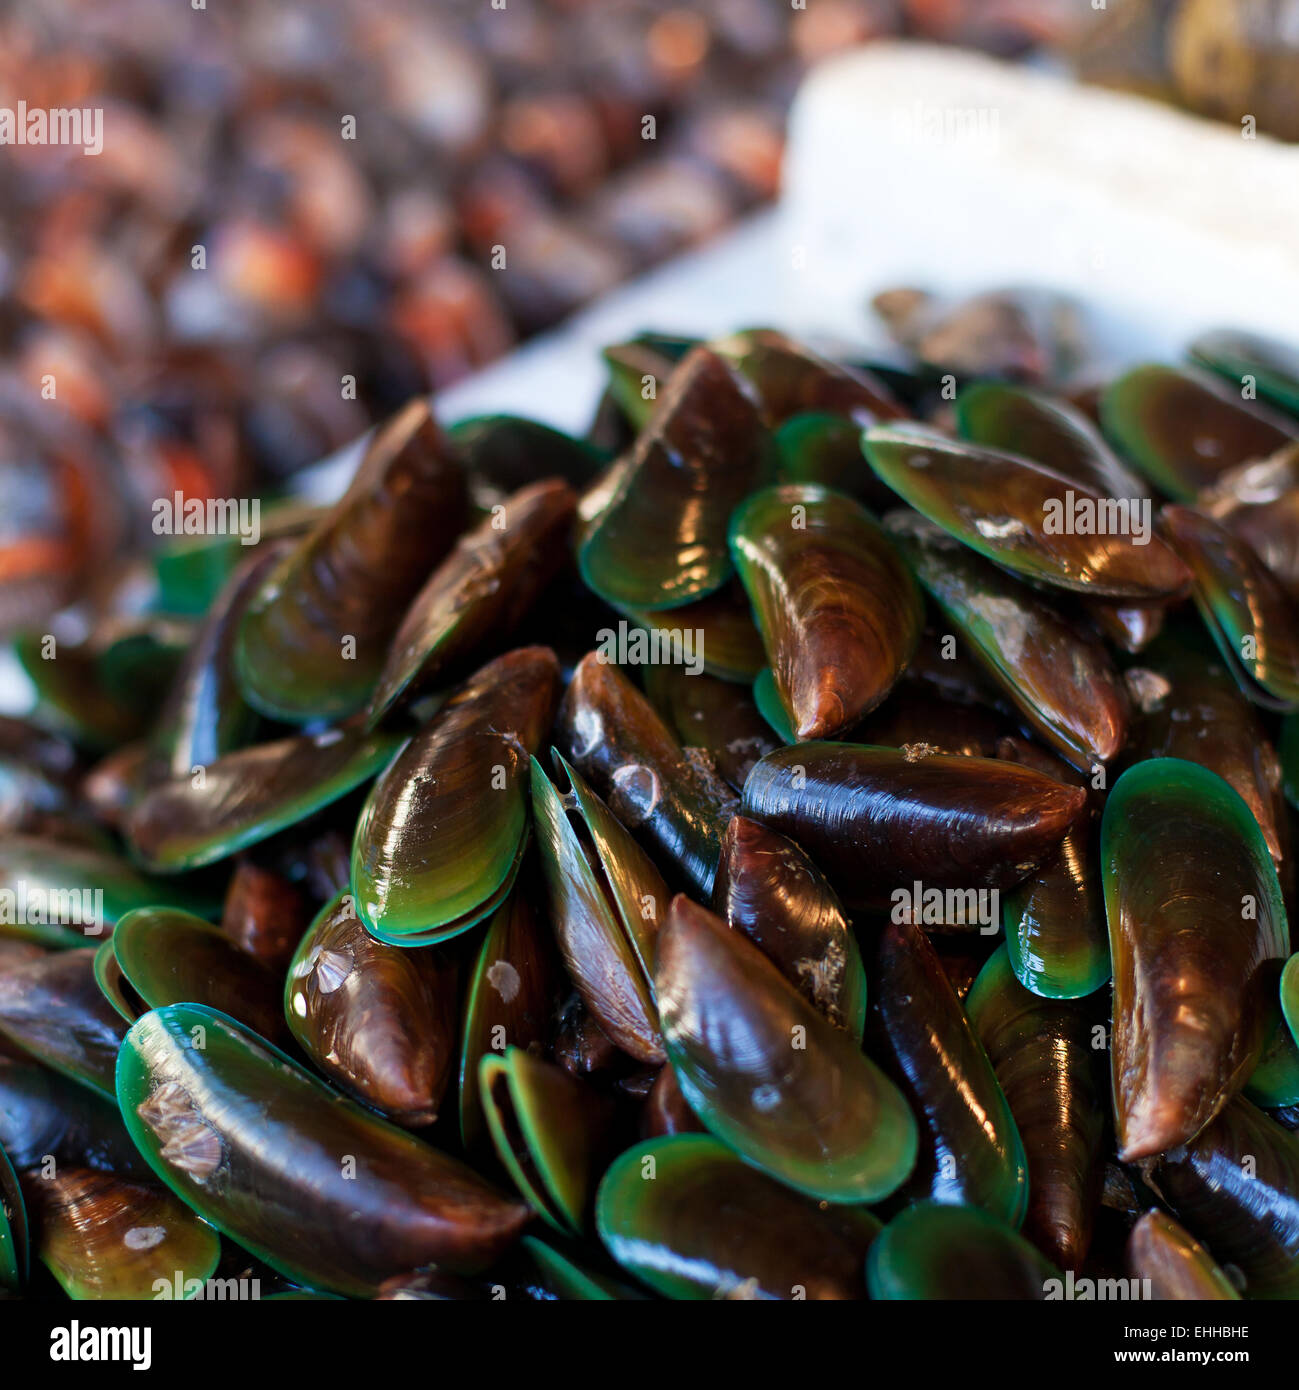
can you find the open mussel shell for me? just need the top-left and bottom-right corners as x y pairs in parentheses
(285, 890), (458, 1126)
(116, 1004), (530, 1296)
(596, 1134), (881, 1300)
(956, 379), (1149, 502)
(741, 743), (1086, 911)
(1143, 1096), (1299, 1299)
(1126, 1209), (1241, 1301)
(886, 513), (1129, 770)
(1100, 364), (1298, 500)
(0, 1144), (27, 1292)
(366, 479), (577, 726)
(1161, 504), (1299, 712)
(1102, 758), (1289, 1160)
(867, 1202), (1060, 1301)
(871, 923), (1027, 1226)
(729, 484), (921, 740)
(1190, 329), (1299, 420)
(235, 400), (469, 723)
(530, 753), (665, 1064)
(0, 836), (216, 948)
(351, 647), (559, 946)
(480, 1047), (615, 1236)
(713, 815), (866, 1039)
(1126, 626), (1290, 868)
(447, 415), (605, 507)
(0, 948), (126, 1100)
(578, 347), (772, 611)
(556, 653), (734, 898)
(150, 543), (282, 783)
(128, 721), (400, 873)
(862, 423), (1191, 601)
(966, 947), (1104, 1270)
(459, 890), (559, 1154)
(25, 1167), (220, 1301)
(99, 907), (286, 1045)
(712, 328), (906, 427)
(655, 896), (917, 1204)
(643, 666), (777, 792)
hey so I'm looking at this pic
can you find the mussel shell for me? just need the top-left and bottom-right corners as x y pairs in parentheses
(285, 890), (458, 1126)
(1161, 503), (1299, 711)
(480, 1047), (615, 1235)
(867, 1201), (1059, 1301)
(458, 888), (559, 1153)
(886, 513), (1129, 770)
(852, 687), (1007, 759)
(967, 947), (1105, 1270)
(556, 654), (734, 898)
(741, 743), (1086, 910)
(26, 1167), (220, 1301)
(1002, 819), (1109, 1001)
(351, 647), (559, 945)
(128, 722), (400, 873)
(871, 923), (1027, 1226)
(0, 1144), (27, 1292)
(956, 379), (1149, 501)
(578, 347), (772, 611)
(862, 423), (1191, 600)
(642, 667), (776, 792)
(530, 753), (665, 1064)
(1198, 443), (1299, 604)
(447, 415), (605, 506)
(521, 1234), (645, 1301)
(729, 484), (921, 740)
(1126, 626), (1289, 866)
(0, 948), (126, 1100)
(713, 815), (867, 1038)
(1100, 364), (1297, 500)
(105, 907), (287, 1045)
(774, 411), (898, 512)
(235, 400), (468, 722)
(654, 896), (917, 1204)
(712, 328), (905, 426)
(1189, 329), (1299, 419)
(1102, 758), (1289, 1160)
(116, 1004), (529, 1295)
(0, 836), (216, 947)
(1143, 1096), (1299, 1299)
(0, 1054), (145, 1176)
(596, 1134), (881, 1300)
(151, 543), (282, 782)
(1126, 1209), (1241, 1301)
(219, 859), (308, 973)
(366, 478), (577, 725)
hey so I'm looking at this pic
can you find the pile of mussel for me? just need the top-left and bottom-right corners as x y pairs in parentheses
(2, 290), (1299, 1302)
